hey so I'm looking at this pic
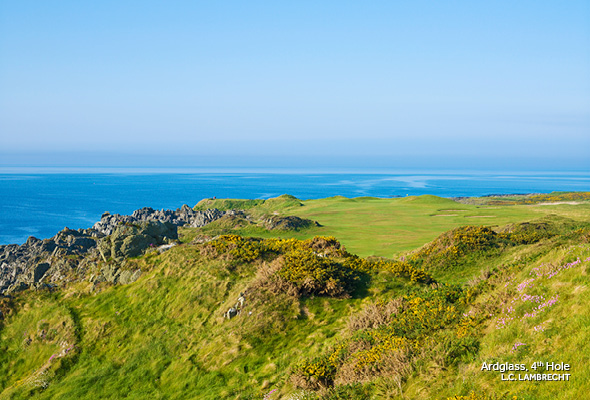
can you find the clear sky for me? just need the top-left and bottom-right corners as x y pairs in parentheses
(0, 1), (588, 170)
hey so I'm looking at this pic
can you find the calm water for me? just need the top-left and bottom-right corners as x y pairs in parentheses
(1, 168), (589, 245)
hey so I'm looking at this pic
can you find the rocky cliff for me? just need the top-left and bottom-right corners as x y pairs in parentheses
(0, 204), (236, 295)
(0, 227), (102, 295)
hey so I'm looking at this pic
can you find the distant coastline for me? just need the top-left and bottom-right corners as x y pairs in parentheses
(1, 170), (589, 246)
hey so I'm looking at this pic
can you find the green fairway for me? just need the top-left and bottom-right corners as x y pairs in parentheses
(259, 195), (590, 258)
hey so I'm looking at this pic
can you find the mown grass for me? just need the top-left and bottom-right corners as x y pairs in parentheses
(288, 196), (590, 258)
(190, 194), (589, 259)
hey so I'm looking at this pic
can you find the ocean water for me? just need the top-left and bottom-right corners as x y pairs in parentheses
(1, 168), (589, 245)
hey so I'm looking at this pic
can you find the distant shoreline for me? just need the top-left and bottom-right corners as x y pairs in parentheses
(2, 191), (589, 247)
(1, 170), (588, 246)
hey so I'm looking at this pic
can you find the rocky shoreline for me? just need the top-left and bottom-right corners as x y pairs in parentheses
(0, 203), (317, 297)
(0, 205), (245, 296)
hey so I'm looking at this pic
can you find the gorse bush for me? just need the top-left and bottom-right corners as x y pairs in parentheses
(293, 285), (469, 387)
(496, 221), (556, 244)
(202, 235), (434, 297)
(410, 226), (498, 271)
(264, 236), (346, 257)
(204, 234), (263, 262)
(204, 235), (358, 296)
(343, 255), (434, 284)
(409, 224), (557, 272)
(280, 249), (359, 297)
(297, 354), (338, 387)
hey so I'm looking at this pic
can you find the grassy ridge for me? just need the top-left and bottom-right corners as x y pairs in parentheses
(0, 244), (375, 399)
(194, 194), (303, 215)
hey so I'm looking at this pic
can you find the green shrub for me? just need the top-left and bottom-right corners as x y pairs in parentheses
(280, 250), (360, 297)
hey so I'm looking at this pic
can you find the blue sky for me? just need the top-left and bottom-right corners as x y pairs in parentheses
(0, 1), (588, 170)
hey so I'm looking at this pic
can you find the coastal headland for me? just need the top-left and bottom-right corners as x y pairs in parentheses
(1, 192), (589, 399)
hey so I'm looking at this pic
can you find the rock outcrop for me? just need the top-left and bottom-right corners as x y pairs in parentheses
(0, 204), (233, 295)
(0, 227), (103, 295)
(97, 220), (177, 262)
(93, 205), (240, 235)
(1, 202), (317, 296)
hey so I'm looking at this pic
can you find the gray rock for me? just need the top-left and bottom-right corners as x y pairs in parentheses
(224, 307), (238, 319)
(119, 269), (142, 285)
(101, 265), (120, 284)
(6, 282), (29, 295)
(98, 221), (177, 262)
(92, 205), (232, 234)
(157, 243), (177, 253)
(0, 228), (102, 295)
(33, 263), (50, 283)
(121, 234), (153, 258)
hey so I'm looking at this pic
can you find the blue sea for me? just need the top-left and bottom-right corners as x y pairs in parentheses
(1, 167), (589, 245)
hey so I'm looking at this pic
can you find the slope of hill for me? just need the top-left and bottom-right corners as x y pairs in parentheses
(1, 194), (589, 399)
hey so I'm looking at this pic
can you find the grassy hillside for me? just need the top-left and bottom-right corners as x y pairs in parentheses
(1, 195), (589, 399)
